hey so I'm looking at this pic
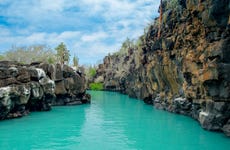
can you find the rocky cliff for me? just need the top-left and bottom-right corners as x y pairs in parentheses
(93, 0), (230, 136)
(0, 61), (90, 120)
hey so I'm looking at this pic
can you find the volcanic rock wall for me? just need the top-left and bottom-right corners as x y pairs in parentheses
(0, 61), (90, 120)
(93, 0), (230, 136)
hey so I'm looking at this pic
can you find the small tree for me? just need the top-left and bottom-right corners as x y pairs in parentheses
(89, 66), (96, 78)
(73, 54), (79, 67)
(114, 38), (134, 56)
(55, 42), (70, 65)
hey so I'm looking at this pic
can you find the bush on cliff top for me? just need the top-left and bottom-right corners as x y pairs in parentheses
(113, 38), (134, 56)
(89, 83), (103, 91)
(2, 45), (57, 64)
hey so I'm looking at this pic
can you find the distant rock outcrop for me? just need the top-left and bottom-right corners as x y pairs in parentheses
(0, 61), (90, 120)
(93, 0), (230, 136)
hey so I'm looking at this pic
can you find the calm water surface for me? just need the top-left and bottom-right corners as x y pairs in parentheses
(0, 91), (229, 150)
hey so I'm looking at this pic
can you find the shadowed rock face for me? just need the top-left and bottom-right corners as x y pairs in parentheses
(0, 61), (90, 120)
(93, 0), (230, 136)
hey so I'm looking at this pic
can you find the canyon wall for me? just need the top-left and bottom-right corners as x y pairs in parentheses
(93, 0), (230, 136)
(0, 61), (90, 120)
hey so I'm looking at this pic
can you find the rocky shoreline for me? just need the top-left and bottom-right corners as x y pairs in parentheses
(93, 0), (230, 136)
(0, 61), (90, 120)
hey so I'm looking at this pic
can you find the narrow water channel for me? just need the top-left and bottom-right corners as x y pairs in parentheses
(0, 91), (229, 150)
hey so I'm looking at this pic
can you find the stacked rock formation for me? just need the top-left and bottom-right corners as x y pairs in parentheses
(0, 61), (90, 120)
(93, 0), (230, 136)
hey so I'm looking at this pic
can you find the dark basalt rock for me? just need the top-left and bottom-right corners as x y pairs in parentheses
(172, 97), (192, 115)
(223, 120), (230, 136)
(81, 93), (91, 104)
(0, 61), (90, 120)
(143, 95), (154, 105)
(92, 0), (230, 136)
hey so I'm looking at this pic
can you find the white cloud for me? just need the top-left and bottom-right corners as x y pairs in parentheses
(0, 0), (161, 64)
(39, 0), (65, 11)
(81, 32), (108, 42)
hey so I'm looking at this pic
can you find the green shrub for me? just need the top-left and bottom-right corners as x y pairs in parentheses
(89, 83), (104, 90)
(89, 68), (96, 77)
(3, 45), (57, 64)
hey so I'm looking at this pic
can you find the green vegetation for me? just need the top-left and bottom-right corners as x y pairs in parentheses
(89, 67), (96, 77)
(73, 54), (79, 67)
(0, 43), (75, 65)
(1, 45), (56, 64)
(89, 82), (104, 90)
(55, 42), (70, 65)
(114, 38), (134, 56)
(0, 55), (4, 61)
(84, 65), (98, 81)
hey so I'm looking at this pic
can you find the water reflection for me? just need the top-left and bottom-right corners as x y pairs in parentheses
(78, 91), (131, 149)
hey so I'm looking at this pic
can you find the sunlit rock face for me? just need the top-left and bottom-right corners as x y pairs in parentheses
(0, 61), (90, 120)
(94, 0), (230, 136)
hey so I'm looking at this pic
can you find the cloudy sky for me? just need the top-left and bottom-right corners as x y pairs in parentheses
(0, 0), (160, 64)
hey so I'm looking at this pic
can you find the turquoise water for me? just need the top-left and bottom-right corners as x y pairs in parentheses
(0, 91), (229, 150)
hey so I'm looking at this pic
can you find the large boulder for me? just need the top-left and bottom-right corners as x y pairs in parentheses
(53, 64), (89, 105)
(198, 101), (230, 131)
(11, 84), (31, 105)
(0, 87), (12, 119)
(30, 82), (44, 100)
